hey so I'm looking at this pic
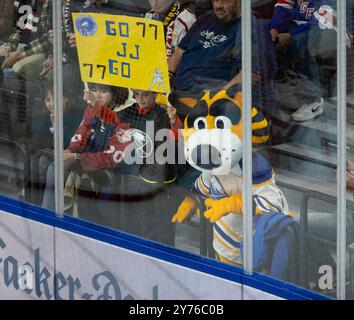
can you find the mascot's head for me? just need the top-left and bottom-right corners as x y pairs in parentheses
(172, 86), (269, 176)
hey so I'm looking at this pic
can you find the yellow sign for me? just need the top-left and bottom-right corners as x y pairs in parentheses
(73, 13), (170, 94)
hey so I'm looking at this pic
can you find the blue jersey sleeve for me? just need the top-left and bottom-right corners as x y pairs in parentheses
(270, 6), (294, 32)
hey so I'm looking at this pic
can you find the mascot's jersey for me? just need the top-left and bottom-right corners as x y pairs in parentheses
(195, 154), (289, 265)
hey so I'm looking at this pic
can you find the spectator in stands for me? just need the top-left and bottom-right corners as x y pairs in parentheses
(63, 84), (129, 170)
(1, 0), (52, 80)
(41, 83), (130, 211)
(31, 80), (83, 199)
(269, 0), (353, 122)
(31, 81), (83, 151)
(97, 89), (180, 245)
(116, 89), (176, 177)
(146, 0), (196, 59)
(168, 0), (277, 117)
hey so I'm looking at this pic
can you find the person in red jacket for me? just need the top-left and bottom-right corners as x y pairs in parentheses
(41, 83), (131, 211)
(64, 84), (130, 172)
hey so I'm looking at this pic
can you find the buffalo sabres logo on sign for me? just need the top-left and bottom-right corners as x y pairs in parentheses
(75, 14), (98, 37)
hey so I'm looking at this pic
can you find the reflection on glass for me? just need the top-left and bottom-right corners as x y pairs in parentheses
(348, 0), (354, 295)
(258, 0), (349, 298)
(2, 0), (353, 300)
(0, 0), (53, 206)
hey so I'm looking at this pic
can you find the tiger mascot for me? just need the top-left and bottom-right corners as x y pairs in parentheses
(171, 85), (290, 267)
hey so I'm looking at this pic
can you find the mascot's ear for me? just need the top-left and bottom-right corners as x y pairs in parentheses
(226, 84), (242, 99)
(252, 107), (270, 146)
(169, 90), (204, 122)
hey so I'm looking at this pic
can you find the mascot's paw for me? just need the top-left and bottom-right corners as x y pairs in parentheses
(172, 197), (199, 223)
(204, 194), (242, 223)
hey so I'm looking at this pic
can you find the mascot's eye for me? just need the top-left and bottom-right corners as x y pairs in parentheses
(194, 117), (207, 130)
(215, 116), (232, 129)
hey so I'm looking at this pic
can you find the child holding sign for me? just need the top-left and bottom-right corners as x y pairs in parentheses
(63, 83), (129, 172)
(41, 83), (131, 212)
(97, 89), (182, 246)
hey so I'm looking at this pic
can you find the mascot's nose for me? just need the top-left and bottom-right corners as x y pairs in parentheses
(191, 145), (222, 170)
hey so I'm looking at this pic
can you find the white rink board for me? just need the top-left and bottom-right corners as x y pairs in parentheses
(0, 210), (55, 300)
(243, 285), (285, 300)
(0, 209), (293, 300)
(55, 229), (243, 300)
